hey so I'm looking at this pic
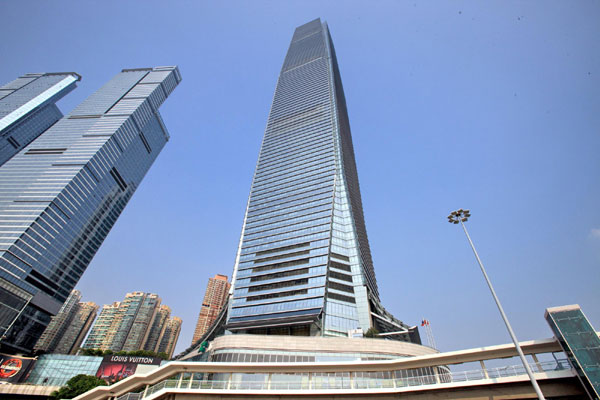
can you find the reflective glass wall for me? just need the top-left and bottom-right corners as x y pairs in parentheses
(227, 19), (409, 339)
(0, 67), (181, 353)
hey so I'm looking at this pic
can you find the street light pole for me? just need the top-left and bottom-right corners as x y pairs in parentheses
(448, 209), (545, 400)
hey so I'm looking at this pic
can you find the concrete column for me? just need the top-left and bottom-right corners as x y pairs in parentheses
(434, 367), (441, 384)
(227, 373), (232, 390)
(350, 371), (354, 389)
(480, 360), (490, 379)
(143, 384), (149, 398)
(177, 373), (184, 388)
(531, 354), (543, 373)
(267, 373), (272, 390)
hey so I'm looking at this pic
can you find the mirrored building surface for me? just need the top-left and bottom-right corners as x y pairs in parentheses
(0, 72), (79, 167)
(0, 67), (181, 353)
(226, 19), (416, 342)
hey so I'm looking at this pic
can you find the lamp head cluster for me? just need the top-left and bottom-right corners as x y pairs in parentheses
(448, 209), (471, 224)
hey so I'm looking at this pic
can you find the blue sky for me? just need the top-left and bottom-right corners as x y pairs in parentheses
(1, 1), (598, 355)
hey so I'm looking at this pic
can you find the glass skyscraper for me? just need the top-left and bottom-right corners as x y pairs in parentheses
(0, 66), (181, 353)
(0, 72), (80, 166)
(227, 19), (417, 342)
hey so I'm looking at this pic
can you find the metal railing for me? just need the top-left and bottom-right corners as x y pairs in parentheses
(134, 359), (569, 398)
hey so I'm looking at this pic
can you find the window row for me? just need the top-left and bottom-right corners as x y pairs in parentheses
(241, 233), (329, 255)
(248, 185), (332, 215)
(253, 155), (335, 187)
(326, 299), (358, 318)
(242, 223), (330, 248)
(230, 296), (323, 317)
(256, 140), (333, 176)
(246, 193), (332, 221)
(244, 257), (310, 274)
(234, 276), (325, 297)
(233, 287), (324, 306)
(250, 175), (333, 207)
(245, 196), (331, 228)
(243, 216), (331, 242)
(261, 120), (330, 156)
(250, 167), (334, 197)
(250, 163), (335, 192)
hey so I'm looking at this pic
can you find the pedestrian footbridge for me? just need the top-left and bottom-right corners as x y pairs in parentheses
(75, 337), (585, 400)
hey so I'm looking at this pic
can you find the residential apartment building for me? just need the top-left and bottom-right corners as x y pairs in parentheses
(34, 290), (98, 354)
(157, 316), (182, 359)
(144, 305), (171, 352)
(83, 292), (181, 356)
(192, 275), (230, 344)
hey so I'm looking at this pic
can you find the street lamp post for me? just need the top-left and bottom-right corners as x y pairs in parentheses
(447, 209), (545, 400)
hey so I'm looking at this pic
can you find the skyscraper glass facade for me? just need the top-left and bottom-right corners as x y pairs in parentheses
(545, 305), (600, 399)
(0, 72), (79, 166)
(227, 19), (414, 341)
(0, 67), (181, 353)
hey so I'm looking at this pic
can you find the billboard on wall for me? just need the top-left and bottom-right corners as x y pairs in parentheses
(96, 355), (162, 384)
(0, 353), (36, 383)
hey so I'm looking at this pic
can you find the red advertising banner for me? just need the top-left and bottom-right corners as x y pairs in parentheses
(0, 353), (35, 383)
(96, 355), (162, 384)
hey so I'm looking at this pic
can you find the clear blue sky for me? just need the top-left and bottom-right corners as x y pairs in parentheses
(1, 1), (598, 355)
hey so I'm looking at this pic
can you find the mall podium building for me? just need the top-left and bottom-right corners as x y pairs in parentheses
(71, 303), (599, 400)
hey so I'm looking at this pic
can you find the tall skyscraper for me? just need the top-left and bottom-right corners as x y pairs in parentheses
(157, 316), (182, 359)
(0, 72), (80, 166)
(0, 66), (181, 353)
(83, 292), (181, 355)
(33, 290), (98, 355)
(227, 19), (416, 341)
(192, 274), (230, 344)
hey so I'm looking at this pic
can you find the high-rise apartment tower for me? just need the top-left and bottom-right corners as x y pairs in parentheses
(227, 19), (416, 342)
(82, 302), (120, 351)
(158, 316), (182, 359)
(34, 290), (98, 355)
(0, 67), (181, 353)
(192, 274), (230, 344)
(83, 292), (181, 356)
(144, 305), (172, 352)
